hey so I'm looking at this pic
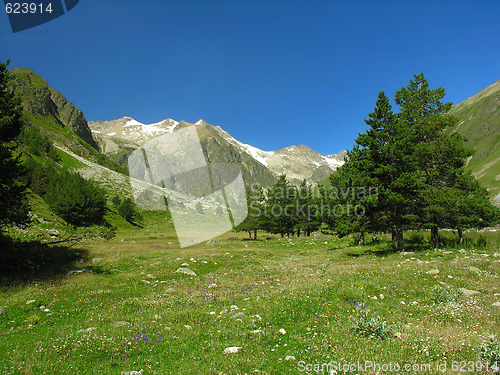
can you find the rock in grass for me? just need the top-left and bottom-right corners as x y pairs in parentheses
(230, 312), (246, 319)
(92, 258), (103, 265)
(113, 321), (131, 327)
(279, 328), (287, 335)
(0, 306), (5, 315)
(223, 346), (241, 354)
(427, 269), (440, 275)
(175, 268), (196, 276)
(48, 229), (59, 237)
(491, 302), (500, 310)
(459, 288), (480, 297)
(285, 355), (296, 361)
(468, 266), (481, 275)
(121, 371), (143, 375)
(78, 327), (97, 333)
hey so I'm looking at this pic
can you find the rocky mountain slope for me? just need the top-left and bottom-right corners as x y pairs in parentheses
(89, 117), (346, 185)
(449, 80), (500, 204)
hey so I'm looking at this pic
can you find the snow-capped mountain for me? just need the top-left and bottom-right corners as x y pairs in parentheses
(88, 117), (345, 185)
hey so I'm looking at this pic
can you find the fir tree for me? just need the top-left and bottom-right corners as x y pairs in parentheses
(0, 60), (27, 226)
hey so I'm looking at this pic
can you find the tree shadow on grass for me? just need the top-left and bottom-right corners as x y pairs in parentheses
(0, 238), (95, 287)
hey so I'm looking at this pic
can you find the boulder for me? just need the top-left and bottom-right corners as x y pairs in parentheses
(175, 268), (197, 276)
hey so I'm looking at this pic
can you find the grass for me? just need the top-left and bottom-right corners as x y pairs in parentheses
(0, 221), (499, 374)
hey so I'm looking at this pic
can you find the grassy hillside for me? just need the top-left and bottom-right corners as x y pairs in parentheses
(449, 80), (500, 203)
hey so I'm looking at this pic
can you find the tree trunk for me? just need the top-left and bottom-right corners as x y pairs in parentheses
(358, 231), (365, 246)
(391, 227), (396, 242)
(457, 228), (463, 244)
(254, 229), (257, 240)
(297, 227), (301, 237)
(248, 231), (252, 239)
(395, 226), (404, 251)
(430, 227), (439, 246)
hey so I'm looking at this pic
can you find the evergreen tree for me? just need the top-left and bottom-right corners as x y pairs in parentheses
(264, 175), (295, 237)
(235, 185), (265, 239)
(118, 198), (137, 223)
(295, 180), (320, 236)
(332, 92), (393, 245)
(0, 60), (27, 225)
(45, 169), (106, 226)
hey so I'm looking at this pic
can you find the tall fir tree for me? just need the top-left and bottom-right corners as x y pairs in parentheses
(0, 60), (27, 226)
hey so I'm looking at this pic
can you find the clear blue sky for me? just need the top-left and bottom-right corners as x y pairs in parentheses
(1, 0), (499, 155)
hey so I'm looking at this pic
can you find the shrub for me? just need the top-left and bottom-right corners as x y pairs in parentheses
(432, 284), (462, 304)
(476, 235), (487, 248)
(45, 169), (106, 226)
(350, 300), (392, 339)
(118, 198), (140, 224)
(478, 334), (500, 370)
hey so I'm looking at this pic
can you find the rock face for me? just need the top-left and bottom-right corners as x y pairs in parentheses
(10, 67), (98, 149)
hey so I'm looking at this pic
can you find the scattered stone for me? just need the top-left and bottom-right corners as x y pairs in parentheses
(223, 346), (241, 354)
(285, 355), (296, 361)
(459, 288), (480, 298)
(181, 263), (189, 267)
(230, 312), (246, 319)
(491, 302), (500, 311)
(184, 325), (192, 330)
(230, 305), (239, 310)
(253, 314), (263, 321)
(43, 309), (50, 313)
(493, 252), (500, 258)
(39, 305), (46, 311)
(121, 371), (143, 375)
(131, 240), (136, 244)
(427, 269), (440, 275)
(227, 237), (238, 241)
(92, 258), (103, 265)
(209, 312), (216, 315)
(113, 321), (131, 327)
(48, 229), (59, 237)
(164, 288), (175, 293)
(175, 268), (196, 276)
(78, 327), (97, 333)
(251, 329), (263, 333)
(147, 274), (155, 279)
(0, 306), (5, 315)
(208, 283), (217, 288)
(205, 239), (220, 245)
(26, 300), (35, 305)
(379, 294), (385, 300)
(279, 328), (287, 335)
(468, 266), (481, 275)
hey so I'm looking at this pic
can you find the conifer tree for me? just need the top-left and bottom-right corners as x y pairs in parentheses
(0, 60), (27, 226)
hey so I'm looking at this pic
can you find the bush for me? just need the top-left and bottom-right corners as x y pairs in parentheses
(432, 284), (462, 304)
(45, 169), (106, 226)
(476, 234), (487, 248)
(478, 334), (500, 370)
(118, 198), (140, 224)
(350, 300), (392, 339)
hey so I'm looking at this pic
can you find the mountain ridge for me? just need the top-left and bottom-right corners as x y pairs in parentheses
(89, 117), (347, 184)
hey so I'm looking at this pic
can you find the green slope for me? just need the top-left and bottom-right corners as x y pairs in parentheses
(9, 67), (126, 175)
(449, 80), (500, 203)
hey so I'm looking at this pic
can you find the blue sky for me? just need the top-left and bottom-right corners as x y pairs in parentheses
(1, 0), (499, 155)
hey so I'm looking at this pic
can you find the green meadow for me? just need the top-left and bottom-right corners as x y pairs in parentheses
(1, 215), (499, 374)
